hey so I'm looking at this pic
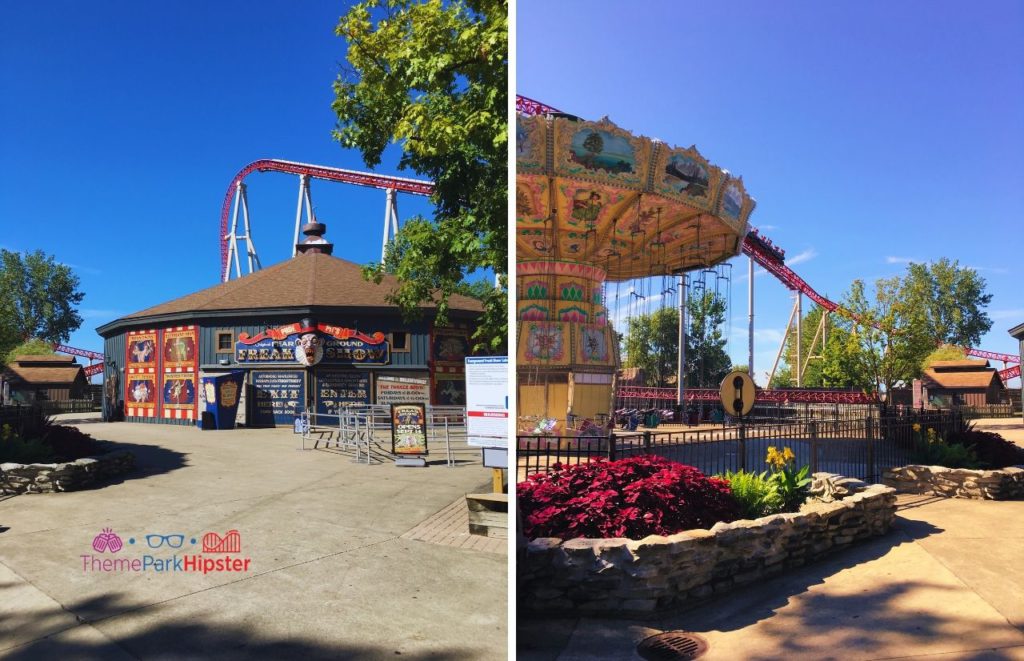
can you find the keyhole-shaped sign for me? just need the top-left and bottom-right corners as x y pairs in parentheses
(720, 371), (756, 417)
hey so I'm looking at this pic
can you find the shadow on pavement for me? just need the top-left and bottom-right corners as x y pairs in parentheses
(1, 589), (479, 660)
(91, 440), (189, 485)
(517, 518), (948, 660)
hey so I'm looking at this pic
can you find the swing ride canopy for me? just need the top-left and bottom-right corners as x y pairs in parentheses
(516, 113), (756, 281)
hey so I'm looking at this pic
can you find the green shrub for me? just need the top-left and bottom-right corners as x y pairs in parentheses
(945, 424), (1024, 468)
(765, 446), (813, 511)
(719, 470), (785, 519)
(915, 438), (980, 469)
(0, 436), (55, 464)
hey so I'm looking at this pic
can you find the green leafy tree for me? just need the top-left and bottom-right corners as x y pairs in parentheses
(771, 365), (794, 388)
(684, 291), (732, 388)
(818, 326), (874, 390)
(623, 307), (678, 387)
(778, 304), (871, 390)
(922, 344), (967, 369)
(779, 305), (827, 387)
(831, 278), (932, 402)
(901, 259), (992, 347)
(332, 0), (507, 352)
(620, 292), (732, 388)
(0, 250), (84, 364)
(4, 338), (57, 365)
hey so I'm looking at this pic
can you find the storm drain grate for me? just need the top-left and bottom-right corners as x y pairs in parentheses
(636, 631), (709, 660)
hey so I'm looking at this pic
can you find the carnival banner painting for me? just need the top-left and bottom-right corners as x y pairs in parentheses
(126, 331), (157, 370)
(163, 327), (197, 370)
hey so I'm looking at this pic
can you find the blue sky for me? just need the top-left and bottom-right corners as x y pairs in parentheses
(0, 1), (439, 373)
(518, 0), (1023, 387)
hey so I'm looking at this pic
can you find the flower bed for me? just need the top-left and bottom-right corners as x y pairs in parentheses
(519, 455), (740, 540)
(0, 449), (135, 495)
(518, 473), (897, 616)
(883, 465), (1024, 500)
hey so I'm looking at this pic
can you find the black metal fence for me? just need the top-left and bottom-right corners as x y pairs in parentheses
(517, 410), (963, 484)
(0, 400), (99, 427)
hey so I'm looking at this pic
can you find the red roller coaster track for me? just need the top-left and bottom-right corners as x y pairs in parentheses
(219, 159), (434, 281)
(617, 386), (876, 405)
(517, 95), (1020, 392)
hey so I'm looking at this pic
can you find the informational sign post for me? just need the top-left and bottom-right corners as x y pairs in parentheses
(390, 403), (428, 456)
(465, 357), (509, 449)
(466, 356), (509, 493)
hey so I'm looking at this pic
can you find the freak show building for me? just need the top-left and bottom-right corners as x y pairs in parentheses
(97, 223), (482, 426)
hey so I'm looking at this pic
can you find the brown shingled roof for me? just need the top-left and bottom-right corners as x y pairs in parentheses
(4, 364), (84, 385)
(928, 359), (990, 370)
(123, 251), (484, 320)
(922, 366), (1001, 390)
(13, 355), (75, 364)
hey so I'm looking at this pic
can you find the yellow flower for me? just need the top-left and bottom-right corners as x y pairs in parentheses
(782, 447), (796, 464)
(766, 446), (787, 470)
(912, 423), (921, 433)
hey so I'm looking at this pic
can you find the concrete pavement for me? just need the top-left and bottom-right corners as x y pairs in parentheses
(519, 418), (1024, 660)
(0, 419), (507, 660)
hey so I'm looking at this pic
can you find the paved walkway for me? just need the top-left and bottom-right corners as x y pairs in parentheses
(402, 496), (506, 555)
(0, 420), (507, 660)
(519, 419), (1024, 660)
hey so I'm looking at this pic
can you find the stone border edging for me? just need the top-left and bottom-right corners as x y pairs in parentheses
(0, 450), (135, 494)
(883, 465), (1024, 500)
(518, 476), (896, 617)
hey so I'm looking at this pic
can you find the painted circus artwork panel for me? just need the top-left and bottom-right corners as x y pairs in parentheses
(162, 327), (197, 370)
(161, 373), (196, 410)
(390, 403), (428, 455)
(125, 373), (157, 417)
(126, 330), (158, 370)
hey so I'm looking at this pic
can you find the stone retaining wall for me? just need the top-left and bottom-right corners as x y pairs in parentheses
(883, 465), (1024, 500)
(0, 450), (135, 494)
(519, 478), (896, 616)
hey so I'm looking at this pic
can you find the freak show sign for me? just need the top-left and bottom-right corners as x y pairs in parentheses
(235, 322), (390, 366)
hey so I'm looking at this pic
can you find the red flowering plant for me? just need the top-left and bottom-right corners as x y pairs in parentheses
(518, 455), (741, 540)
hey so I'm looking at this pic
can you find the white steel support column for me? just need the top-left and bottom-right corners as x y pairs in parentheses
(748, 256), (754, 379)
(677, 273), (687, 406)
(293, 175), (312, 257)
(238, 183), (260, 274)
(381, 188), (399, 262)
(795, 292), (803, 388)
(768, 296), (800, 387)
(224, 183), (242, 282)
